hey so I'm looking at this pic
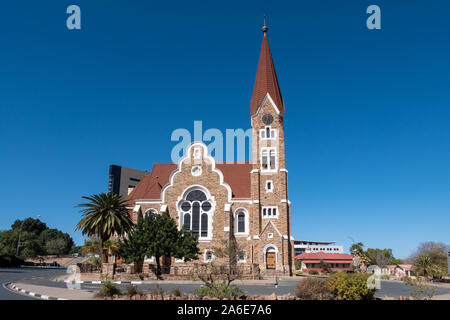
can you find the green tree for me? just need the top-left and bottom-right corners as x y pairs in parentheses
(45, 238), (69, 256)
(365, 248), (401, 267)
(146, 212), (200, 277)
(350, 242), (370, 271)
(408, 242), (448, 278)
(350, 242), (364, 256)
(76, 193), (134, 263)
(117, 216), (151, 271)
(118, 212), (200, 277)
(414, 255), (443, 279)
(39, 229), (74, 255)
(0, 218), (74, 259)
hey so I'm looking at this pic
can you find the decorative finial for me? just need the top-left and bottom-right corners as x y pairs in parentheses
(262, 15), (268, 33)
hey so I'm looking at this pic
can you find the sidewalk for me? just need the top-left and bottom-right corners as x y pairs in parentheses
(11, 282), (95, 300)
(432, 293), (450, 300)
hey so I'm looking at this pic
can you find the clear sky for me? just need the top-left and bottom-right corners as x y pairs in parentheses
(1, 1), (449, 259)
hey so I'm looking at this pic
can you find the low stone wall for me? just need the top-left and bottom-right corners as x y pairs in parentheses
(80, 262), (263, 281)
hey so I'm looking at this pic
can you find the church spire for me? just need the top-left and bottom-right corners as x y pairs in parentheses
(250, 18), (284, 116)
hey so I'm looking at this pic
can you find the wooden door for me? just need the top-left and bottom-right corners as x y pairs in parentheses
(266, 252), (276, 269)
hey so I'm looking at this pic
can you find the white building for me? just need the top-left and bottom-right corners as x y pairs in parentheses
(294, 240), (344, 256)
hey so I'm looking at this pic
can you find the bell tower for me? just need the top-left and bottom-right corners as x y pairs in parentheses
(249, 20), (293, 275)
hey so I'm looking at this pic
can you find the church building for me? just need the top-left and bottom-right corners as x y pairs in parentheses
(126, 23), (295, 277)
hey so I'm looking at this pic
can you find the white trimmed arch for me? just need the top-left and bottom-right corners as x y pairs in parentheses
(263, 244), (279, 264)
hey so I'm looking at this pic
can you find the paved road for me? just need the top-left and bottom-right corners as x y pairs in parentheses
(0, 267), (66, 300)
(3, 268), (450, 299)
(15, 277), (450, 299)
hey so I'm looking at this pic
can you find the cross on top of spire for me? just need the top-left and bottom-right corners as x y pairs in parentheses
(262, 15), (268, 34)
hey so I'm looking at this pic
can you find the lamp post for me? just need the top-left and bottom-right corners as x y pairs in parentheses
(16, 215), (41, 256)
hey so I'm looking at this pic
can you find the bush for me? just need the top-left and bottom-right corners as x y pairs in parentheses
(308, 270), (319, 275)
(125, 285), (142, 297)
(0, 255), (24, 267)
(171, 288), (182, 297)
(327, 272), (376, 300)
(86, 256), (102, 268)
(380, 274), (390, 280)
(195, 282), (245, 300)
(296, 278), (332, 300)
(95, 281), (121, 299)
(295, 259), (301, 270)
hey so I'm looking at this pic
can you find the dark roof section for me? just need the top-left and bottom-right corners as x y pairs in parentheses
(250, 32), (284, 116)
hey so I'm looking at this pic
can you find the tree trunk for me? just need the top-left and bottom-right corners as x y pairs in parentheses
(101, 240), (108, 263)
(156, 255), (161, 279)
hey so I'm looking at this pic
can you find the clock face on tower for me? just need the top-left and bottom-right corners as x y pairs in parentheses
(262, 113), (274, 125)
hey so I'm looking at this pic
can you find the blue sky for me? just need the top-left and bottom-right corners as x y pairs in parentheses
(0, 1), (449, 258)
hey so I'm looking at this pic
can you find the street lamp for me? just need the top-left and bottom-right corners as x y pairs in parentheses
(16, 215), (41, 256)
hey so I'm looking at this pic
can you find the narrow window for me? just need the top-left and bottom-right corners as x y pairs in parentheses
(269, 149), (276, 170)
(201, 213), (208, 237)
(261, 150), (268, 170)
(237, 212), (245, 233)
(192, 202), (200, 236)
(183, 213), (191, 231)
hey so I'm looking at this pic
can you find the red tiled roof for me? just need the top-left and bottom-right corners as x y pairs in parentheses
(302, 260), (352, 264)
(126, 162), (253, 203)
(250, 32), (284, 116)
(398, 264), (413, 271)
(295, 252), (353, 261)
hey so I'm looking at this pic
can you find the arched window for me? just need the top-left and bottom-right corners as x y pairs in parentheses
(145, 208), (158, 216)
(179, 188), (213, 239)
(234, 209), (248, 235)
(237, 212), (245, 233)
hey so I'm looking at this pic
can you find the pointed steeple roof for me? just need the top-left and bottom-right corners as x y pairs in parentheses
(250, 20), (284, 116)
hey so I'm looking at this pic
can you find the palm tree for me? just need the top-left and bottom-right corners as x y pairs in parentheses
(350, 242), (370, 271)
(76, 193), (134, 263)
(414, 255), (439, 279)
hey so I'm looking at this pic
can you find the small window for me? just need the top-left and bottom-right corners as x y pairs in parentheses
(260, 127), (276, 140)
(266, 181), (273, 192)
(261, 206), (278, 219)
(205, 250), (213, 262)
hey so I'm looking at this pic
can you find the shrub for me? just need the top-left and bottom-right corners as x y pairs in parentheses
(0, 254), (24, 267)
(195, 282), (245, 300)
(171, 288), (182, 297)
(95, 281), (121, 299)
(296, 278), (332, 300)
(125, 285), (142, 297)
(295, 259), (301, 270)
(308, 270), (319, 275)
(326, 272), (376, 300)
(86, 256), (102, 268)
(380, 274), (390, 280)
(151, 285), (165, 297)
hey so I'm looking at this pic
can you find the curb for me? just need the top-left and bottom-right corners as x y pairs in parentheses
(64, 280), (143, 285)
(8, 283), (67, 300)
